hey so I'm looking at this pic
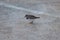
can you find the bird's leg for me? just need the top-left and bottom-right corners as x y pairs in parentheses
(29, 21), (33, 24)
(29, 19), (34, 24)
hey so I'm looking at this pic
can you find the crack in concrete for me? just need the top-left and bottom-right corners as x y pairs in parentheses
(0, 2), (60, 17)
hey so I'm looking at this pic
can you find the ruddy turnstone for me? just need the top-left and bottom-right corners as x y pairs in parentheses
(25, 14), (40, 24)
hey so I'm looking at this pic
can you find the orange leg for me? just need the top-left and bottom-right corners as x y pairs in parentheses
(29, 21), (33, 24)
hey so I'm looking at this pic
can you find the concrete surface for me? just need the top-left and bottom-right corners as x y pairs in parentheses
(0, 0), (60, 40)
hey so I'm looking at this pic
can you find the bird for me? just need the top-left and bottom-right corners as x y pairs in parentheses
(25, 14), (40, 24)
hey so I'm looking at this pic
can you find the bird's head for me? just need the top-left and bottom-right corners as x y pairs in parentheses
(25, 15), (28, 17)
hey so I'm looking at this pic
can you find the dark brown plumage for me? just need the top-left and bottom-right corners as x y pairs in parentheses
(25, 14), (40, 19)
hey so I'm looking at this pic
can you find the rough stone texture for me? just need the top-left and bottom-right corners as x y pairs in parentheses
(0, 0), (60, 40)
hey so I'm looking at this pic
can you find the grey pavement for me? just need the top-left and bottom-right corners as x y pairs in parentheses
(0, 0), (60, 40)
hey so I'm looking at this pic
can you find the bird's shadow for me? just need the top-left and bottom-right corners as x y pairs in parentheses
(24, 22), (41, 32)
(24, 22), (41, 28)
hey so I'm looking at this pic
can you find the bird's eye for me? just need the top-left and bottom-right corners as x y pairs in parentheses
(26, 18), (28, 19)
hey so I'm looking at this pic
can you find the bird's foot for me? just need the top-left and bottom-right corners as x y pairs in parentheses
(29, 21), (33, 24)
